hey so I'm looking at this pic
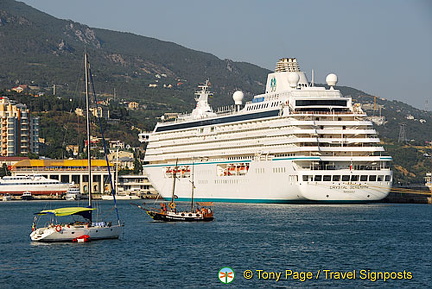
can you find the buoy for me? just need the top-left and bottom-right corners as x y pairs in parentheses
(72, 235), (90, 243)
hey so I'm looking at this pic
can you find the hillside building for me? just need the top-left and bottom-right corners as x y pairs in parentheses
(0, 97), (39, 156)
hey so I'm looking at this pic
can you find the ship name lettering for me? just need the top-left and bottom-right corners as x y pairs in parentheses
(330, 185), (348, 190)
(350, 185), (369, 189)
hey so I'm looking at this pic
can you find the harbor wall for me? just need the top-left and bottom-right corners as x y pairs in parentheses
(382, 185), (432, 204)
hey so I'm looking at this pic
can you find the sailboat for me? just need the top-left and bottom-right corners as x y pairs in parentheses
(30, 53), (123, 242)
(136, 160), (214, 222)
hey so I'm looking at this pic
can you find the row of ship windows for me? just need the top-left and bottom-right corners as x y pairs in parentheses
(227, 156), (252, 161)
(192, 125), (370, 141)
(245, 101), (282, 111)
(302, 175), (391, 182)
(274, 153), (296, 157)
(246, 103), (269, 111)
(214, 179), (247, 185)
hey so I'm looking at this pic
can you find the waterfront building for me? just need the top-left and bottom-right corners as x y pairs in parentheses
(117, 175), (157, 196)
(0, 156), (29, 170)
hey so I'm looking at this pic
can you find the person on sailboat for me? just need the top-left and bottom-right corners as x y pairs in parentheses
(160, 203), (168, 213)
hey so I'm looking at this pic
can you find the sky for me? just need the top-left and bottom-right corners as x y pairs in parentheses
(18, 0), (432, 110)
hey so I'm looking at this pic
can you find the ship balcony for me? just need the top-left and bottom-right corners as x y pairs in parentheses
(265, 137), (380, 145)
(265, 129), (376, 138)
(317, 146), (385, 152)
(314, 155), (391, 162)
(287, 120), (374, 127)
(316, 137), (380, 144)
(315, 129), (377, 135)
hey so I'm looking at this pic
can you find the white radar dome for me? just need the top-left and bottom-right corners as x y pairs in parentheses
(288, 72), (300, 88)
(326, 73), (338, 87)
(233, 91), (244, 105)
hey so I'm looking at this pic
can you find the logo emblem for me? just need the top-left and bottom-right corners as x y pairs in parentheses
(219, 267), (235, 284)
(270, 77), (277, 91)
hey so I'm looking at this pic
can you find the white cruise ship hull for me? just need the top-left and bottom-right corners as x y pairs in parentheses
(144, 160), (392, 203)
(142, 59), (393, 204)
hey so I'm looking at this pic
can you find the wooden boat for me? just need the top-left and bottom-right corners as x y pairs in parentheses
(137, 202), (214, 222)
(136, 160), (214, 222)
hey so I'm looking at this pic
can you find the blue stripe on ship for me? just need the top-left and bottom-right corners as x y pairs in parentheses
(155, 109), (280, 132)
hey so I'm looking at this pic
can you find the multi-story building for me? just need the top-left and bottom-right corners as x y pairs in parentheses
(0, 97), (39, 156)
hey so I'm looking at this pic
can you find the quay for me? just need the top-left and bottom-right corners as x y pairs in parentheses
(383, 185), (432, 204)
(1, 159), (157, 200)
(383, 173), (432, 204)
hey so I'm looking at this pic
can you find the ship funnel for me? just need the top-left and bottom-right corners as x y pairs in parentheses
(275, 58), (300, 72)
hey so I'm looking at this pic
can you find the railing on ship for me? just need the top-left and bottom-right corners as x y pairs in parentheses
(166, 104), (239, 124)
(161, 101), (367, 124)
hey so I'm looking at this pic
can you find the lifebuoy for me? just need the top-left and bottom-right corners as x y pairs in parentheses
(169, 202), (176, 209)
(55, 225), (62, 232)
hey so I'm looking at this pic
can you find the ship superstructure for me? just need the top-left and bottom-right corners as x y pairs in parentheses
(142, 58), (392, 203)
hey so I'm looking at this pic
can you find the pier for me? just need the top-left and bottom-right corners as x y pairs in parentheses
(383, 185), (432, 204)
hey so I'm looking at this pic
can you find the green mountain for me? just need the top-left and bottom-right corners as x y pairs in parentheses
(1, 0), (431, 183)
(0, 0), (267, 112)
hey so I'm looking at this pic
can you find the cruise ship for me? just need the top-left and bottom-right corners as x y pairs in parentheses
(142, 58), (392, 203)
(0, 175), (70, 196)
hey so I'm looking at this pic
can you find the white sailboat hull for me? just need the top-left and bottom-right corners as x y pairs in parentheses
(30, 224), (123, 242)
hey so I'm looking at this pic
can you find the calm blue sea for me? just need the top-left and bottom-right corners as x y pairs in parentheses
(0, 201), (430, 288)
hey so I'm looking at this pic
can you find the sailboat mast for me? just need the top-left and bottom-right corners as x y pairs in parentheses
(190, 162), (195, 211)
(85, 53), (92, 207)
(171, 159), (178, 205)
